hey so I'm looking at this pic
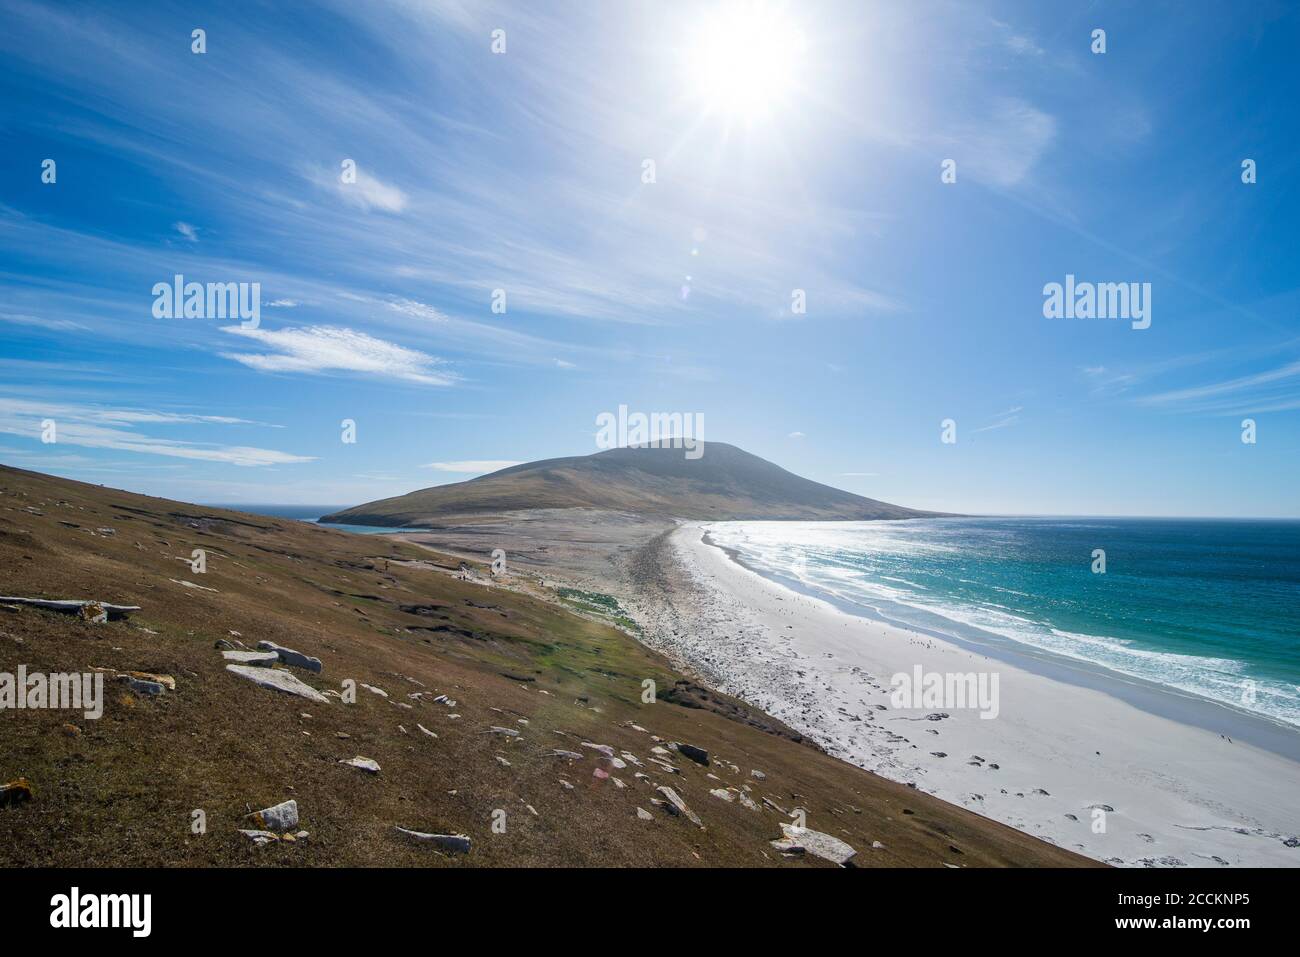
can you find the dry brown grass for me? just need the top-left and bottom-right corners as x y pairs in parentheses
(0, 464), (1094, 868)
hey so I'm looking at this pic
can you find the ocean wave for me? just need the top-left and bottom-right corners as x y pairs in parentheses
(708, 521), (1300, 729)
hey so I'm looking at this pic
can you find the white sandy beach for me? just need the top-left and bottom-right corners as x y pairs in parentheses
(611, 523), (1300, 867)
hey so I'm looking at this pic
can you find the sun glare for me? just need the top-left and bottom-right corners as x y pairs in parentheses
(683, 3), (807, 120)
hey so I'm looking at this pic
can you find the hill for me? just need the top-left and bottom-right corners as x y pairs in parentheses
(322, 442), (946, 527)
(0, 463), (1084, 868)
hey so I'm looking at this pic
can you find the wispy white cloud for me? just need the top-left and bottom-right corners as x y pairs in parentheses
(0, 397), (311, 467)
(1136, 360), (1300, 414)
(173, 221), (199, 242)
(972, 406), (1023, 433)
(953, 98), (1057, 188)
(0, 311), (87, 332)
(387, 298), (449, 322)
(309, 164), (408, 213)
(219, 325), (458, 386)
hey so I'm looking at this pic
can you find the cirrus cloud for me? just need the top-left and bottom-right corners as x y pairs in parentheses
(219, 324), (458, 386)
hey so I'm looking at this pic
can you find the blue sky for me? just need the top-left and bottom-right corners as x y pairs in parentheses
(1, 0), (1296, 516)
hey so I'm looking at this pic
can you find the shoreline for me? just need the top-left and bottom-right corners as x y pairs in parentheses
(615, 522), (1300, 867)
(704, 529), (1300, 764)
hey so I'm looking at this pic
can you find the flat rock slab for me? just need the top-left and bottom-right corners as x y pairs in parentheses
(246, 799), (298, 832)
(655, 786), (703, 828)
(257, 640), (322, 673)
(770, 823), (857, 867)
(223, 650), (279, 667)
(340, 756), (380, 774)
(0, 597), (140, 620)
(395, 827), (470, 854)
(226, 664), (329, 704)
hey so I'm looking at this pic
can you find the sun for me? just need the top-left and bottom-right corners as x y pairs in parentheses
(682, 2), (808, 120)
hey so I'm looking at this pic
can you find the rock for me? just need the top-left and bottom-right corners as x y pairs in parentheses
(770, 823), (857, 866)
(750, 769), (766, 780)
(360, 683), (388, 697)
(737, 791), (759, 811)
(79, 602), (108, 623)
(648, 758), (680, 774)
(340, 756), (380, 774)
(636, 807), (653, 820)
(496, 756), (512, 767)
(257, 640), (322, 673)
(246, 799), (299, 832)
(226, 664), (329, 704)
(676, 743), (710, 766)
(547, 749), (583, 760)
(0, 596), (140, 620)
(239, 829), (281, 845)
(654, 786), (703, 827)
(61, 723), (81, 737)
(709, 788), (735, 802)
(118, 675), (165, 696)
(222, 650), (279, 667)
(395, 827), (470, 854)
(581, 742), (615, 758)
(0, 778), (34, 807)
(214, 639), (235, 650)
(484, 726), (520, 737)
(416, 723), (438, 738)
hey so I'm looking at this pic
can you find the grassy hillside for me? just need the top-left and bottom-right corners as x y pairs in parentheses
(0, 464), (1085, 867)
(323, 442), (947, 527)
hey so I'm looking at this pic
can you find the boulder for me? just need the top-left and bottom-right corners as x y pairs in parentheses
(769, 823), (857, 867)
(0, 778), (33, 807)
(246, 799), (298, 832)
(257, 640), (322, 673)
(676, 743), (710, 766)
(226, 664), (329, 704)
